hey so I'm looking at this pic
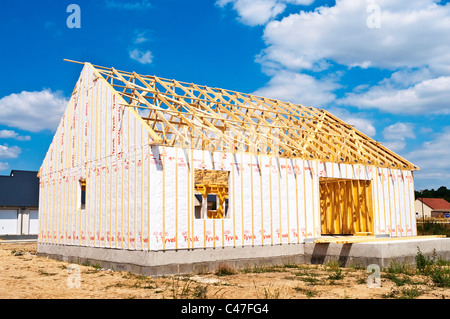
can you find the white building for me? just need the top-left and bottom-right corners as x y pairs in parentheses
(37, 62), (420, 274)
(0, 170), (39, 237)
(415, 198), (450, 218)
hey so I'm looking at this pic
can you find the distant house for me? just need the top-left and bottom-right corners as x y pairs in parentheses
(0, 170), (39, 237)
(415, 198), (450, 218)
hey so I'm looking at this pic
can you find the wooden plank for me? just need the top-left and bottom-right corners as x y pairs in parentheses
(86, 63), (418, 169)
(137, 74), (232, 150)
(65, 61), (419, 171)
(314, 235), (446, 244)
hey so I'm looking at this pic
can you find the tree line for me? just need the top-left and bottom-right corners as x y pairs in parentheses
(415, 186), (450, 202)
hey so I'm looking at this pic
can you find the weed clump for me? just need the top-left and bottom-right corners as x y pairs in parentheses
(215, 264), (235, 276)
(414, 248), (450, 288)
(325, 260), (344, 280)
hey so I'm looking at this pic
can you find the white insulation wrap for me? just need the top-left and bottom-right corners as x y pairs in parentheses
(38, 63), (418, 252)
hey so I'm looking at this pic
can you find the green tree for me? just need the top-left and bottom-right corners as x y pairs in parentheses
(415, 186), (450, 202)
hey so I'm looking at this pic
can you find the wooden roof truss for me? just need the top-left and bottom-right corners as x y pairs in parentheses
(73, 61), (418, 171)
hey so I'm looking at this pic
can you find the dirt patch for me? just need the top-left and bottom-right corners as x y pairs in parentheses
(0, 242), (448, 299)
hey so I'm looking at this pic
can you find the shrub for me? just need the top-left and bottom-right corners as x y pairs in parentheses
(215, 264), (235, 276)
(417, 221), (450, 237)
(414, 247), (450, 287)
(293, 286), (318, 298)
(430, 266), (450, 288)
(415, 248), (435, 275)
(382, 287), (423, 299)
(328, 268), (344, 280)
(192, 284), (209, 299)
(400, 287), (423, 299)
(387, 260), (412, 275)
(383, 273), (413, 287)
(243, 265), (282, 273)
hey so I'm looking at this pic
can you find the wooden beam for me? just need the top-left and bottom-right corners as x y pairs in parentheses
(74, 62), (419, 170)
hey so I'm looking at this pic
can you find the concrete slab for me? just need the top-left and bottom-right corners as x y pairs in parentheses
(313, 235), (446, 244)
(0, 239), (38, 243)
(0, 235), (38, 242)
(37, 237), (450, 276)
(38, 243), (306, 276)
(305, 237), (450, 268)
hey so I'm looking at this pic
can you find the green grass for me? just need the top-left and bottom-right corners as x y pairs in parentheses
(417, 221), (450, 237)
(38, 269), (58, 276)
(327, 267), (344, 280)
(399, 287), (423, 299)
(283, 262), (300, 269)
(81, 259), (102, 269)
(192, 284), (209, 299)
(243, 265), (284, 274)
(293, 286), (319, 298)
(215, 264), (236, 276)
(380, 249), (450, 289)
(430, 267), (450, 287)
(414, 248), (450, 288)
(383, 273), (414, 286)
(294, 272), (321, 285)
(415, 248), (437, 275)
(387, 260), (413, 275)
(324, 260), (344, 280)
(382, 287), (424, 299)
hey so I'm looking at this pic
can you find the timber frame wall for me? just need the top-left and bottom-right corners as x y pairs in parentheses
(38, 62), (418, 252)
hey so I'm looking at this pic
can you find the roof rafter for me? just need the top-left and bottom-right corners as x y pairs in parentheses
(66, 60), (419, 171)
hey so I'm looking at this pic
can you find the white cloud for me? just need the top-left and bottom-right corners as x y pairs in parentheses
(382, 122), (415, 152)
(285, 0), (315, 4)
(0, 89), (68, 133)
(326, 107), (376, 137)
(132, 29), (152, 44)
(382, 123), (415, 141)
(129, 29), (154, 65)
(216, 0), (315, 26)
(386, 68), (434, 88)
(259, 0), (450, 72)
(252, 70), (339, 107)
(129, 49), (153, 65)
(105, 0), (152, 10)
(405, 127), (450, 188)
(0, 162), (8, 171)
(0, 144), (21, 159)
(383, 140), (409, 153)
(342, 116), (376, 138)
(0, 130), (31, 141)
(340, 75), (450, 115)
(252, 0), (450, 114)
(217, 0), (286, 26)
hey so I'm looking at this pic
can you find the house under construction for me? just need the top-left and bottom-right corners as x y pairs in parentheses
(37, 61), (427, 274)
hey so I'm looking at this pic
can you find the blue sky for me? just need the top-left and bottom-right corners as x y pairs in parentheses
(0, 0), (449, 191)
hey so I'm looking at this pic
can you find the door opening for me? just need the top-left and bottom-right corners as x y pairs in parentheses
(319, 178), (374, 235)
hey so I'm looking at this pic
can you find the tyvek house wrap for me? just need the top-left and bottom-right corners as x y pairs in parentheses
(38, 63), (417, 252)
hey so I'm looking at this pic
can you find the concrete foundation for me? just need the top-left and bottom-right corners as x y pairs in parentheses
(304, 238), (450, 268)
(38, 237), (450, 276)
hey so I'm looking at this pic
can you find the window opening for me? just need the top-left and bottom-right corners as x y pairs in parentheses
(194, 169), (229, 219)
(79, 179), (86, 210)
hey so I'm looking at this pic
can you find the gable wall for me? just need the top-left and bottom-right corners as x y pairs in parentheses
(38, 63), (150, 247)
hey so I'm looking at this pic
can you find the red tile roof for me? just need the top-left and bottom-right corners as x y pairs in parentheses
(417, 198), (450, 210)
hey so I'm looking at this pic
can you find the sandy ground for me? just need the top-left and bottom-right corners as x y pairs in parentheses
(0, 242), (448, 299)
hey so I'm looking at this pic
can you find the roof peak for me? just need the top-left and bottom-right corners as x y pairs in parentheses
(65, 60), (418, 170)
